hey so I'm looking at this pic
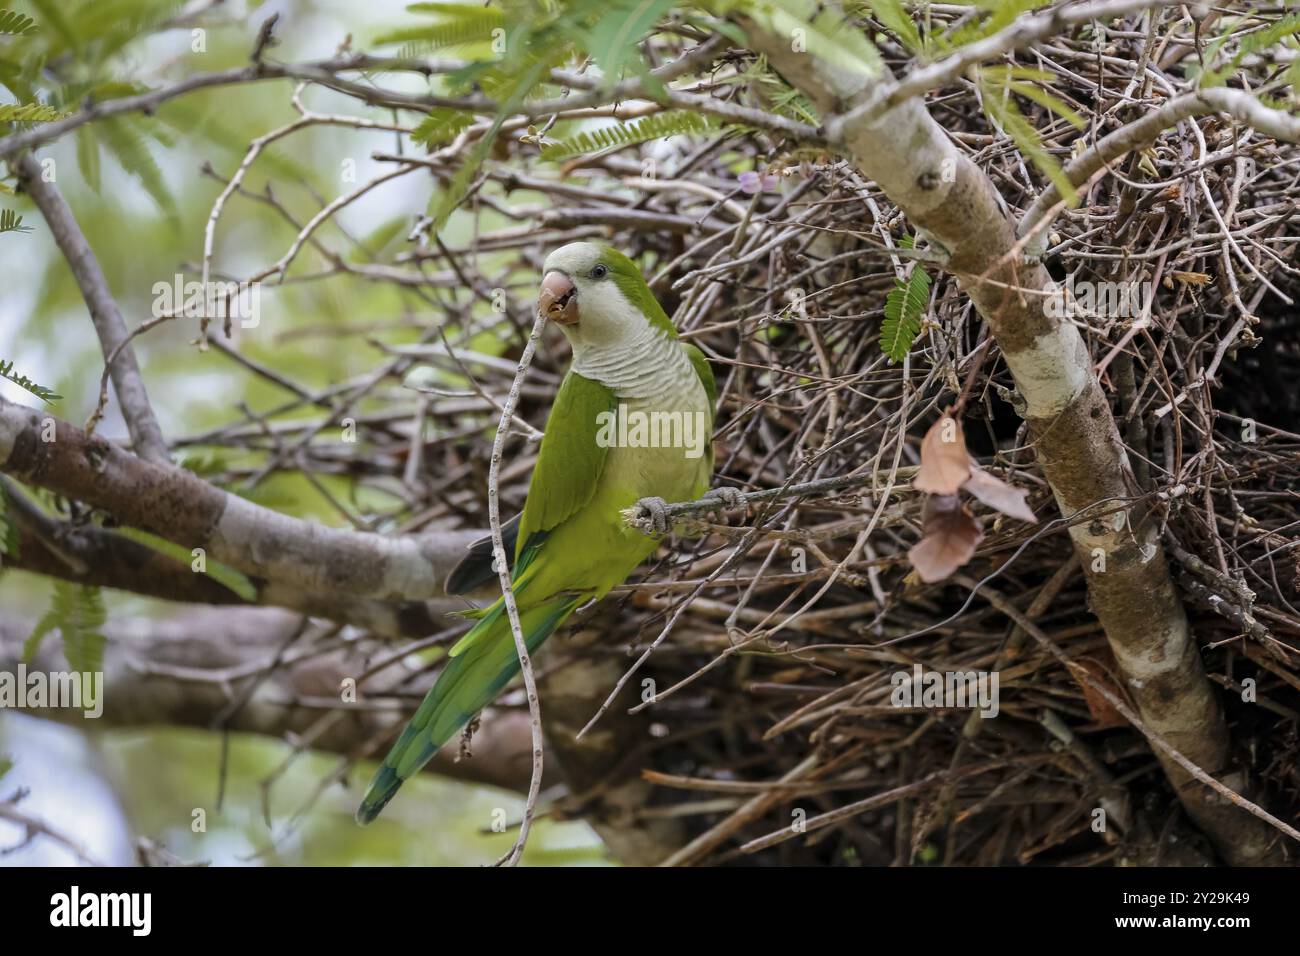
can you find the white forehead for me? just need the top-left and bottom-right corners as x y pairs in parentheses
(543, 241), (603, 276)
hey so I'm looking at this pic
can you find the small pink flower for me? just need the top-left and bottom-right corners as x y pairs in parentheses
(738, 171), (780, 195)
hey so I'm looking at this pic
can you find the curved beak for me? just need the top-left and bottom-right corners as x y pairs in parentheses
(538, 271), (579, 326)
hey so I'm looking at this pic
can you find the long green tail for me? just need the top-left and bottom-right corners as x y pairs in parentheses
(355, 596), (577, 825)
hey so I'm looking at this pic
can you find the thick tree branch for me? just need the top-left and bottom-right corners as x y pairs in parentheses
(0, 396), (481, 604)
(2, 516), (463, 641)
(1, 608), (693, 865)
(853, 0), (1186, 128)
(0, 608), (540, 795)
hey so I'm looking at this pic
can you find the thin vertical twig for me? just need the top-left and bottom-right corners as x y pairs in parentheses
(490, 308), (549, 868)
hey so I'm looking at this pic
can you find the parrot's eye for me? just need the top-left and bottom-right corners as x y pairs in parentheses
(590, 264), (608, 279)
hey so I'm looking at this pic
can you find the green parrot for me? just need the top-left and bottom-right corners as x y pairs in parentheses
(356, 241), (735, 824)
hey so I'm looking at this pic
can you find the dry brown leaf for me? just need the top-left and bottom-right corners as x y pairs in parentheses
(1068, 657), (1127, 729)
(965, 466), (1036, 523)
(908, 494), (983, 583)
(913, 415), (971, 495)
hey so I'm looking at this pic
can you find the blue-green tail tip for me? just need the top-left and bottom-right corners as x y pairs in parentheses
(355, 765), (402, 826)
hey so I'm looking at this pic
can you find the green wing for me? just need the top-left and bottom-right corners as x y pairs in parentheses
(516, 370), (618, 561)
(682, 342), (717, 475)
(445, 371), (615, 660)
(683, 342), (717, 412)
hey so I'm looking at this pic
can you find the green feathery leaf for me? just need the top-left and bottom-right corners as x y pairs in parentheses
(429, 55), (546, 230)
(725, 53), (819, 124)
(745, 0), (883, 81)
(881, 238), (931, 363)
(0, 208), (30, 234)
(412, 108), (474, 147)
(75, 124), (102, 192)
(938, 0), (1050, 52)
(374, 2), (506, 51)
(541, 110), (716, 161)
(24, 581), (106, 675)
(0, 358), (61, 401)
(1198, 12), (1300, 88)
(99, 116), (178, 224)
(1287, 56), (1300, 98)
(0, 101), (62, 122)
(0, 9), (38, 35)
(0, 480), (18, 562)
(578, 0), (676, 95)
(863, 0), (924, 55)
(26, 0), (76, 48)
(982, 65), (1085, 130)
(979, 68), (1078, 205)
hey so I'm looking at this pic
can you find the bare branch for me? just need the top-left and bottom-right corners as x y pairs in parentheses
(1020, 87), (1300, 251)
(15, 154), (169, 464)
(0, 396), (480, 603)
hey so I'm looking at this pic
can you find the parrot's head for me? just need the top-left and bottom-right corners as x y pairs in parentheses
(538, 241), (677, 350)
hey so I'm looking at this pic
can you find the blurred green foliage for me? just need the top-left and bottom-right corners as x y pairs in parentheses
(105, 728), (606, 866)
(0, 0), (603, 867)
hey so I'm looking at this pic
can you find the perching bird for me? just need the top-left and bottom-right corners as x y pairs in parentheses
(357, 241), (737, 824)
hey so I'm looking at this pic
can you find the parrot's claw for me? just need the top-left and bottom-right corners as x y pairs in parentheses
(634, 496), (672, 535)
(702, 486), (746, 516)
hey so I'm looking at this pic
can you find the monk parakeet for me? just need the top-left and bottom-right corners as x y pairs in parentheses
(357, 241), (733, 824)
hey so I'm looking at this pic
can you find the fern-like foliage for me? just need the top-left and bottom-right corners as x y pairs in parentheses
(1198, 12), (1300, 88)
(0, 9), (37, 35)
(978, 65), (1084, 204)
(24, 581), (107, 675)
(881, 238), (931, 363)
(0, 480), (18, 562)
(0, 358), (61, 402)
(722, 52), (819, 125)
(99, 116), (178, 222)
(935, 0), (1051, 52)
(375, 1), (506, 53)
(379, 0), (726, 230)
(0, 101), (62, 121)
(25, 0), (186, 66)
(541, 110), (717, 161)
(0, 208), (29, 233)
(577, 0), (676, 97)
(1, 3), (191, 234)
(430, 56), (546, 229)
(748, 0), (884, 80)
(861, 0), (925, 55)
(412, 108), (474, 147)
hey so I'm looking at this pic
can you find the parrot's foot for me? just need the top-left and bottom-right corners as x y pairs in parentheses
(633, 496), (672, 535)
(702, 486), (746, 516)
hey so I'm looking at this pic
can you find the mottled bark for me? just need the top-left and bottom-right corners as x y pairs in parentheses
(1, 481), (460, 638)
(0, 396), (480, 604)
